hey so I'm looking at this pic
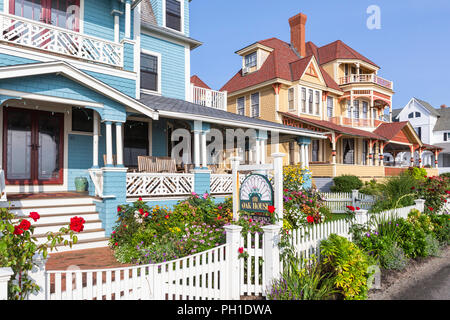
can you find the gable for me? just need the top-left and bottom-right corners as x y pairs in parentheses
(299, 57), (326, 86)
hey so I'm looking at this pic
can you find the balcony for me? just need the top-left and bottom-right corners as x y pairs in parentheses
(0, 13), (123, 68)
(329, 116), (385, 128)
(191, 85), (227, 110)
(339, 74), (393, 90)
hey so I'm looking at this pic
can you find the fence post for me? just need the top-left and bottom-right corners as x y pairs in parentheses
(231, 156), (241, 222)
(262, 224), (282, 295)
(27, 253), (48, 300)
(0, 267), (13, 300)
(352, 189), (359, 208)
(224, 224), (243, 300)
(414, 199), (425, 213)
(271, 153), (285, 227)
(355, 209), (369, 225)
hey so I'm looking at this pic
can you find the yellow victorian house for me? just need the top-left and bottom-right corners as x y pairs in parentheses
(220, 12), (440, 190)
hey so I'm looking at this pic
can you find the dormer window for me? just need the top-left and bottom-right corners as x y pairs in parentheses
(245, 52), (257, 69)
(166, 0), (182, 32)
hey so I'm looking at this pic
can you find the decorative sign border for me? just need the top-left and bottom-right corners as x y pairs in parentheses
(239, 174), (274, 213)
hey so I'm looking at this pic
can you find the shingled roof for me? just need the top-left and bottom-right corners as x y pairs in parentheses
(220, 38), (342, 94)
(191, 75), (211, 89)
(434, 107), (450, 132)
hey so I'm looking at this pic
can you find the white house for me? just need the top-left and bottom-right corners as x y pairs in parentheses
(393, 98), (450, 174)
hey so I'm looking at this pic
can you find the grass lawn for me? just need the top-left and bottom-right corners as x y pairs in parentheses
(328, 213), (353, 221)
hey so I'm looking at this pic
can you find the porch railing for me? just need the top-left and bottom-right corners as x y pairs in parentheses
(191, 85), (227, 110)
(126, 173), (195, 198)
(339, 74), (393, 90)
(0, 13), (123, 68)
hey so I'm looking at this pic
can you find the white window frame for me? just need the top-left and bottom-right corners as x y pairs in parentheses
(251, 92), (260, 118)
(162, 0), (184, 34)
(244, 52), (257, 69)
(288, 87), (295, 111)
(300, 86), (306, 113)
(315, 90), (320, 116)
(237, 96), (245, 116)
(327, 96), (334, 118)
(140, 49), (162, 96)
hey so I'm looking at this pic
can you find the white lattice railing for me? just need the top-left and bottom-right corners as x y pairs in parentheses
(191, 85), (227, 110)
(0, 13), (123, 67)
(339, 74), (393, 90)
(126, 173), (195, 198)
(210, 174), (233, 195)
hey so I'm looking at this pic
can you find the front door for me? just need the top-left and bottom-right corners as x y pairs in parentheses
(3, 107), (64, 185)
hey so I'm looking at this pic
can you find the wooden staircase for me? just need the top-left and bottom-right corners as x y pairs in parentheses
(1, 194), (109, 253)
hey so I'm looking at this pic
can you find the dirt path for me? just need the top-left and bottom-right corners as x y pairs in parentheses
(369, 245), (450, 300)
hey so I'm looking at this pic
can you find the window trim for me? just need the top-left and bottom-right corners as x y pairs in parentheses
(288, 87), (295, 111)
(162, 0), (184, 34)
(301, 87), (306, 113)
(244, 52), (257, 69)
(140, 49), (162, 96)
(250, 92), (260, 118)
(327, 96), (334, 118)
(237, 96), (245, 116)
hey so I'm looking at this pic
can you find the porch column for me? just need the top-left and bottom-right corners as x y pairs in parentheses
(125, 0), (132, 39)
(305, 144), (309, 168)
(105, 121), (114, 167)
(368, 140), (374, 166)
(260, 138), (266, 164)
(115, 122), (124, 167)
(201, 131), (207, 168)
(418, 147), (423, 168)
(370, 93), (375, 127)
(255, 138), (261, 165)
(435, 150), (440, 168)
(379, 142), (385, 166)
(331, 133), (337, 165)
(194, 130), (201, 169)
(92, 111), (99, 168)
(300, 144), (306, 168)
(409, 145), (415, 167)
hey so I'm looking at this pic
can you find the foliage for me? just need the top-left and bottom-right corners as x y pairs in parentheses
(414, 175), (450, 214)
(405, 167), (427, 182)
(359, 179), (383, 196)
(283, 188), (325, 230)
(330, 175), (363, 193)
(267, 256), (336, 300)
(440, 172), (450, 179)
(0, 207), (83, 300)
(371, 173), (418, 212)
(429, 214), (450, 245)
(423, 234), (440, 257)
(379, 243), (409, 270)
(320, 234), (372, 300)
(283, 165), (310, 191)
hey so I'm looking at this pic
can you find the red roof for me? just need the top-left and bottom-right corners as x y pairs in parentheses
(191, 75), (211, 89)
(373, 121), (410, 141)
(306, 40), (379, 68)
(280, 112), (387, 140)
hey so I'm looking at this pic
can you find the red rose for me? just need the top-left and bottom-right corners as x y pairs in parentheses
(115, 242), (118, 246)
(139, 208), (144, 215)
(356, 207), (361, 211)
(165, 215), (169, 219)
(18, 219), (31, 231)
(268, 206), (275, 214)
(306, 216), (314, 223)
(217, 215), (222, 220)
(117, 206), (122, 212)
(29, 212), (40, 222)
(69, 216), (86, 233)
(138, 197), (143, 201)
(13, 226), (24, 235)
(411, 187), (415, 190)
(446, 191), (450, 195)
(428, 207), (434, 211)
(249, 218), (252, 223)
(238, 247), (244, 254)
(346, 206), (355, 212)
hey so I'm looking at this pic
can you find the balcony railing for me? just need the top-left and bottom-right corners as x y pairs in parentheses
(339, 74), (393, 90)
(0, 13), (123, 68)
(191, 85), (227, 110)
(329, 116), (385, 128)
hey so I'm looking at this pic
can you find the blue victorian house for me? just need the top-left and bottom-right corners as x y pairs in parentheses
(0, 0), (323, 250)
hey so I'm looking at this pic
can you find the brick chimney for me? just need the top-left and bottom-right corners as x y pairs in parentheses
(441, 104), (448, 109)
(289, 13), (307, 58)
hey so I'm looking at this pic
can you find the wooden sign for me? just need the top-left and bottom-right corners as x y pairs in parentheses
(239, 174), (274, 214)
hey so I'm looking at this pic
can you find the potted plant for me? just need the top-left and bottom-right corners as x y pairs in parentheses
(74, 176), (88, 192)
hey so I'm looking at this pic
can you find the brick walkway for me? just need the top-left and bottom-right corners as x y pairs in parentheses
(46, 247), (131, 271)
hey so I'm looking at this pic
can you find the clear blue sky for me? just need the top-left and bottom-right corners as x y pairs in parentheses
(190, 0), (450, 110)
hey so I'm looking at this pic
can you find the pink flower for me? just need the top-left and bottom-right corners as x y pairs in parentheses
(203, 193), (209, 199)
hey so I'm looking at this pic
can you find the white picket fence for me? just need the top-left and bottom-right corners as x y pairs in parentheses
(320, 190), (376, 213)
(0, 200), (430, 300)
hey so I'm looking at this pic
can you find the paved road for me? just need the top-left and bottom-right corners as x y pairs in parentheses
(391, 263), (450, 300)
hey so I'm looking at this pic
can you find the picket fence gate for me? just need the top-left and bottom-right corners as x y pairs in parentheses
(0, 200), (430, 301)
(320, 190), (376, 213)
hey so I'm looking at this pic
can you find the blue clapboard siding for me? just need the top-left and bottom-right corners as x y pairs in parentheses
(152, 118), (168, 156)
(148, 0), (190, 36)
(141, 33), (185, 100)
(83, 0), (115, 42)
(0, 74), (127, 121)
(183, 0), (190, 36)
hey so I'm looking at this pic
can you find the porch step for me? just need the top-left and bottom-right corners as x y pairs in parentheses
(4, 195), (109, 252)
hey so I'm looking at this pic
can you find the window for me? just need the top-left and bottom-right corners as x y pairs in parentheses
(362, 101), (368, 119)
(343, 138), (355, 164)
(353, 100), (360, 119)
(245, 52), (257, 68)
(312, 140), (319, 162)
(362, 140), (368, 165)
(124, 121), (149, 168)
(327, 96), (334, 118)
(166, 0), (181, 31)
(344, 64), (349, 77)
(237, 97), (245, 116)
(71, 107), (93, 133)
(444, 132), (449, 142)
(415, 112), (421, 118)
(251, 93), (260, 117)
(141, 53), (158, 92)
(301, 87), (306, 113)
(11, 0), (80, 31)
(408, 112), (414, 119)
(308, 89), (313, 114)
(315, 91), (320, 115)
(288, 88), (295, 110)
(415, 127), (422, 140)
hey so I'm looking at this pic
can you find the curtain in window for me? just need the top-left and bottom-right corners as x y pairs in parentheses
(343, 138), (355, 164)
(312, 140), (319, 162)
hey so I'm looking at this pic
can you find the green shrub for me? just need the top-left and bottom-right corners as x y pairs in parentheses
(330, 175), (363, 193)
(404, 167), (427, 181)
(371, 174), (418, 212)
(424, 234), (440, 257)
(379, 244), (408, 270)
(320, 234), (372, 300)
(267, 256), (336, 300)
(440, 172), (450, 179)
(359, 179), (383, 196)
(429, 214), (450, 245)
